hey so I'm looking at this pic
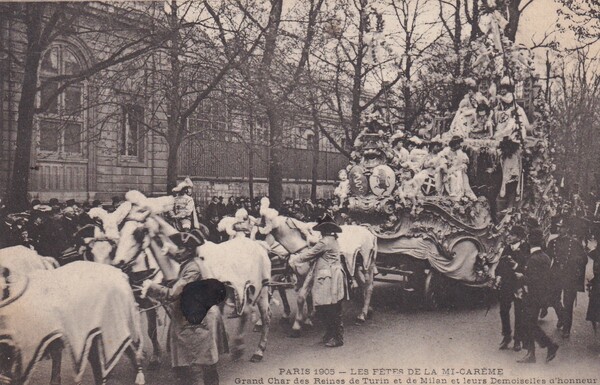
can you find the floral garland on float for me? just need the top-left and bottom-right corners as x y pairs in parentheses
(332, 0), (563, 286)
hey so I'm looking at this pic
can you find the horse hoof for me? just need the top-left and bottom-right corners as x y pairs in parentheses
(302, 320), (314, 330)
(250, 354), (263, 363)
(253, 325), (263, 333)
(279, 316), (291, 325)
(289, 330), (301, 338)
(355, 315), (366, 324)
(147, 359), (160, 370)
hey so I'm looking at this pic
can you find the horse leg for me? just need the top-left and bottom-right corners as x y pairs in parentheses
(278, 287), (292, 322)
(125, 345), (146, 385)
(88, 339), (106, 385)
(290, 288), (306, 338)
(304, 293), (314, 329)
(145, 308), (161, 369)
(49, 342), (62, 385)
(356, 265), (375, 323)
(231, 306), (249, 361)
(250, 289), (271, 363)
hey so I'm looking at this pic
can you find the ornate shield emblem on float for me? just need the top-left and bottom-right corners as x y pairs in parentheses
(369, 165), (395, 196)
(348, 166), (369, 196)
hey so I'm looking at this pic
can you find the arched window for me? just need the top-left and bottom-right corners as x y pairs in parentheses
(38, 45), (85, 155)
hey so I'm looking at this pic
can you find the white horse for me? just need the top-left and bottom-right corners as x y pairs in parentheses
(0, 249), (145, 385)
(79, 202), (166, 369)
(259, 208), (378, 336)
(113, 198), (272, 363)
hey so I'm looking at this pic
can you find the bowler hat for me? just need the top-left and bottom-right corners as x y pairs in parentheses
(312, 214), (342, 234)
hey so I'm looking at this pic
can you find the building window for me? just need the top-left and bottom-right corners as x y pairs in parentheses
(306, 133), (315, 149)
(121, 104), (144, 158)
(38, 45), (85, 155)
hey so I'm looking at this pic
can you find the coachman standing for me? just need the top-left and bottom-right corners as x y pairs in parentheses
(293, 214), (348, 347)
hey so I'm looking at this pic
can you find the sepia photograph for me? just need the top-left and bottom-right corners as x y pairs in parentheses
(0, 0), (599, 384)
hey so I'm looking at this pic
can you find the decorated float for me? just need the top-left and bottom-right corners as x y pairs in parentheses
(334, 2), (562, 307)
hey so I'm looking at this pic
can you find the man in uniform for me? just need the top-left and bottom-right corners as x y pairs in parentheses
(517, 228), (559, 363)
(547, 216), (589, 338)
(495, 225), (529, 351)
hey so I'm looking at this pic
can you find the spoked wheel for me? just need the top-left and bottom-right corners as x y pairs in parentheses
(424, 269), (441, 310)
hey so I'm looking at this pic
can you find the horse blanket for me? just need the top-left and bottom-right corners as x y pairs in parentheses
(0, 261), (143, 385)
(196, 237), (271, 315)
(0, 246), (58, 273)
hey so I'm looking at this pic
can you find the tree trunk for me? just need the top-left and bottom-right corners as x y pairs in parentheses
(350, 0), (367, 139)
(505, 0), (520, 42)
(267, 107), (283, 209)
(7, 6), (44, 212)
(248, 111), (255, 200)
(165, 0), (181, 194)
(166, 140), (180, 193)
(311, 122), (319, 202)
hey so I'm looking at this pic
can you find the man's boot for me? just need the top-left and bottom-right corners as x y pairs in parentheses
(499, 335), (511, 350)
(517, 351), (536, 363)
(546, 343), (559, 363)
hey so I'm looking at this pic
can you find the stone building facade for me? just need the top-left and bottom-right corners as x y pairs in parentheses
(0, 3), (346, 208)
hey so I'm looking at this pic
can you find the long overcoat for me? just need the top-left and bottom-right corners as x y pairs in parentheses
(147, 259), (228, 367)
(295, 235), (347, 306)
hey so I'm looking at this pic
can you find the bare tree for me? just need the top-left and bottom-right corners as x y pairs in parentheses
(551, 48), (600, 196)
(2, 2), (169, 212)
(556, 0), (600, 50)
(222, 0), (325, 209)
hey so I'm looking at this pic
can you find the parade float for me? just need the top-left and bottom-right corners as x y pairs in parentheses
(335, 2), (562, 308)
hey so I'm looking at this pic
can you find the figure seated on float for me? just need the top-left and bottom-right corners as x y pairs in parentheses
(490, 77), (529, 140)
(415, 138), (448, 197)
(407, 137), (429, 172)
(444, 78), (490, 139)
(395, 172), (422, 216)
(334, 169), (350, 203)
(470, 102), (493, 139)
(389, 130), (409, 169)
(439, 136), (477, 202)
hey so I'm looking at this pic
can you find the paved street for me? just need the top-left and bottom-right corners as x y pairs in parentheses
(26, 271), (600, 385)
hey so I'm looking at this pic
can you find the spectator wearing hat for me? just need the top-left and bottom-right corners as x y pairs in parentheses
(547, 217), (589, 338)
(142, 232), (228, 385)
(217, 197), (226, 218)
(495, 225), (529, 351)
(292, 214), (348, 347)
(517, 227), (559, 363)
(225, 197), (237, 216)
(206, 196), (220, 222)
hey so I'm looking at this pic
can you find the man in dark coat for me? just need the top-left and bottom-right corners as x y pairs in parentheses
(547, 216), (589, 338)
(205, 196), (220, 221)
(517, 228), (559, 363)
(495, 225), (529, 351)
